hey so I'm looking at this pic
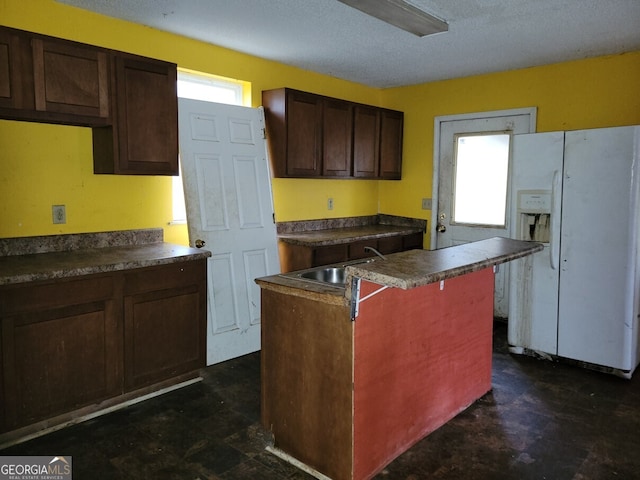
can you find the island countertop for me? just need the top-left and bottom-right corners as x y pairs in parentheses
(346, 237), (543, 290)
(256, 237), (543, 302)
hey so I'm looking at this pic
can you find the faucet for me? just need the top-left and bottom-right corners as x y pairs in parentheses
(364, 246), (387, 260)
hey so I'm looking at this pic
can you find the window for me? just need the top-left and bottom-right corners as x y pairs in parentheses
(172, 70), (246, 224)
(452, 133), (510, 226)
(177, 70), (243, 105)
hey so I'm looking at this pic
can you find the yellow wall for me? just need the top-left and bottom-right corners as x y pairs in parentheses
(0, 0), (381, 244)
(2, 0), (639, 248)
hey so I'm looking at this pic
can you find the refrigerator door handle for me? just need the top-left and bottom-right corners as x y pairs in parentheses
(550, 169), (560, 270)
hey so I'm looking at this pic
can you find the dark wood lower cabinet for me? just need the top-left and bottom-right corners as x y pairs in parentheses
(278, 232), (424, 272)
(0, 259), (206, 436)
(0, 275), (120, 432)
(123, 262), (207, 390)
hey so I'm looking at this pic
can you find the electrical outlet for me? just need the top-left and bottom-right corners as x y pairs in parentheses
(52, 205), (66, 224)
(421, 198), (432, 210)
(328, 198), (334, 210)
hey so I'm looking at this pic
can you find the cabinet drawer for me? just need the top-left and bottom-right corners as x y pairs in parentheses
(124, 260), (206, 295)
(313, 244), (348, 266)
(0, 275), (114, 315)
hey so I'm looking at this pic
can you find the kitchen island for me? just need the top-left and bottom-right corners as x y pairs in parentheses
(256, 237), (542, 480)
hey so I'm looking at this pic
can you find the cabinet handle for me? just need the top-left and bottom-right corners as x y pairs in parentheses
(195, 239), (206, 248)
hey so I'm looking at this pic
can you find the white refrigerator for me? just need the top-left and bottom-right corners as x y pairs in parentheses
(508, 126), (640, 378)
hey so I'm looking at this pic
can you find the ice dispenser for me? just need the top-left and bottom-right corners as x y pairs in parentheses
(516, 190), (551, 243)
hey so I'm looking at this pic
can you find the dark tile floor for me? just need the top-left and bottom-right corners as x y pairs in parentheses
(2, 322), (639, 479)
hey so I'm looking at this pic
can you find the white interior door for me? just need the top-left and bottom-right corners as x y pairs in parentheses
(179, 98), (279, 365)
(433, 109), (536, 317)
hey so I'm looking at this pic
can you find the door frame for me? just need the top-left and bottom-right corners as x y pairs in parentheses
(431, 108), (537, 249)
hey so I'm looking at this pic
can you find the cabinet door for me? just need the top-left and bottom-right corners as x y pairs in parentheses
(402, 232), (423, 250)
(313, 244), (348, 266)
(353, 105), (380, 178)
(323, 98), (352, 177)
(377, 235), (403, 254)
(379, 109), (403, 179)
(0, 27), (33, 112)
(123, 261), (206, 390)
(286, 89), (323, 176)
(32, 37), (109, 122)
(349, 239), (378, 260)
(0, 275), (121, 432)
(94, 54), (178, 175)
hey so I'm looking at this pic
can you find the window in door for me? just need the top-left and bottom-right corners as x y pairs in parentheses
(452, 132), (510, 226)
(172, 70), (246, 224)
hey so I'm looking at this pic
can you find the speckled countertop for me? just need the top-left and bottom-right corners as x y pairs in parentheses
(0, 229), (211, 285)
(278, 225), (423, 247)
(276, 214), (426, 247)
(345, 237), (542, 290)
(256, 237), (543, 304)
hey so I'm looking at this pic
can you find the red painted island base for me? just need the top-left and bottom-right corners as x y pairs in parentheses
(260, 267), (495, 480)
(354, 267), (494, 479)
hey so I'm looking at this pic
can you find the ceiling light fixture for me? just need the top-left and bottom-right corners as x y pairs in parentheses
(338, 0), (448, 37)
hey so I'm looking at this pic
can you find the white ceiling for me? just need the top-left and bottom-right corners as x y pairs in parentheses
(56, 0), (640, 88)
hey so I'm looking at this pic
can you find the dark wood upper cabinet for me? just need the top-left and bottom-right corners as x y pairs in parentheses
(0, 26), (110, 126)
(262, 87), (403, 179)
(323, 98), (353, 177)
(32, 37), (110, 122)
(93, 54), (178, 175)
(0, 26), (179, 176)
(0, 27), (33, 112)
(353, 105), (380, 178)
(379, 109), (404, 180)
(285, 89), (323, 176)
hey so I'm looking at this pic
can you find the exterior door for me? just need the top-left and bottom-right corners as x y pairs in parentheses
(179, 98), (279, 365)
(433, 109), (535, 317)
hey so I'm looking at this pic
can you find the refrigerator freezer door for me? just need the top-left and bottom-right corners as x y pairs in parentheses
(558, 126), (640, 371)
(508, 132), (564, 354)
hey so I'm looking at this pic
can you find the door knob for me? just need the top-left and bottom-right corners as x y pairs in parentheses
(436, 224), (447, 233)
(195, 239), (206, 248)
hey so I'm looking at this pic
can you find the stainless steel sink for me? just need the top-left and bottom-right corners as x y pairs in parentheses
(298, 267), (346, 285)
